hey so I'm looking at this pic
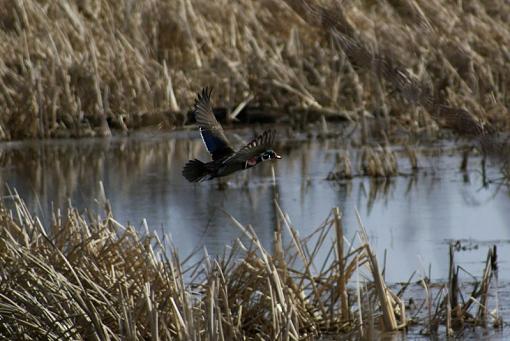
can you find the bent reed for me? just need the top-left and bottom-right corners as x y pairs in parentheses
(0, 192), (503, 339)
(0, 0), (509, 139)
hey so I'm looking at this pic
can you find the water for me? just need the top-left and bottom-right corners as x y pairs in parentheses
(0, 130), (509, 283)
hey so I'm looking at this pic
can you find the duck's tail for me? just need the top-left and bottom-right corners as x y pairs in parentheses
(182, 159), (211, 182)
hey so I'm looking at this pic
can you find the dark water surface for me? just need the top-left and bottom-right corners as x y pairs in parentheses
(1, 130), (509, 283)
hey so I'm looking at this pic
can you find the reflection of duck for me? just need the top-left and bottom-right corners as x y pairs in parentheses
(183, 88), (281, 182)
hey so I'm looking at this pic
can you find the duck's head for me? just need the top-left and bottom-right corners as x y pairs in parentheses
(260, 149), (282, 161)
(245, 149), (282, 169)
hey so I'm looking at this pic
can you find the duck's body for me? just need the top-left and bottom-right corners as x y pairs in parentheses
(182, 88), (281, 182)
(183, 156), (252, 182)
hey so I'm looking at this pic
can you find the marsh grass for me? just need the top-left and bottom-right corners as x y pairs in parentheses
(0, 191), (503, 339)
(0, 0), (509, 140)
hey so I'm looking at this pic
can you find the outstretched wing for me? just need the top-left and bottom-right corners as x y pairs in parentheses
(194, 87), (235, 161)
(224, 130), (277, 164)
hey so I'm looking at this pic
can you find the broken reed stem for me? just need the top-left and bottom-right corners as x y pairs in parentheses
(356, 209), (399, 331)
(477, 246), (496, 326)
(448, 244), (459, 312)
(446, 286), (453, 337)
(355, 255), (363, 337)
(333, 207), (350, 323)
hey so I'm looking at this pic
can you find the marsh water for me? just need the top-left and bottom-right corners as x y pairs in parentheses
(1, 129), (509, 284)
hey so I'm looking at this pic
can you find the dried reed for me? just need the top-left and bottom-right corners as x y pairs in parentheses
(0, 0), (509, 141)
(0, 192), (503, 339)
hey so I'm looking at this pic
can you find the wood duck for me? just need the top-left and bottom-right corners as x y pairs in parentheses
(182, 87), (282, 182)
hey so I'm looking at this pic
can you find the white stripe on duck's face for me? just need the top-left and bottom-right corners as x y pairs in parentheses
(261, 149), (282, 161)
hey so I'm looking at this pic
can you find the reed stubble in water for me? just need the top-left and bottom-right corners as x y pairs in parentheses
(0, 192), (503, 339)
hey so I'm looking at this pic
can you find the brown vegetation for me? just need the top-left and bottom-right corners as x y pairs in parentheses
(0, 0), (509, 139)
(0, 192), (503, 339)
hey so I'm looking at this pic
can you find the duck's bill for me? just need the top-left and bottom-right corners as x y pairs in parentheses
(275, 154), (282, 159)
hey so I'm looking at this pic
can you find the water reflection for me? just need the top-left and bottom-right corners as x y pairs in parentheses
(0, 131), (509, 282)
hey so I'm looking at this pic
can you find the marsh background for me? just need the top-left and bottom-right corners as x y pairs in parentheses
(0, 0), (509, 339)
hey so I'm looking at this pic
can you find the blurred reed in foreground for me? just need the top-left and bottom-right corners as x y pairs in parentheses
(0, 192), (503, 339)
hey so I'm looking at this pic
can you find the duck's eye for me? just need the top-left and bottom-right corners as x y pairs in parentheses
(262, 153), (270, 160)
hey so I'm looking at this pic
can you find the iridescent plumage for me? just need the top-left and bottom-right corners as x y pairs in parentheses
(182, 88), (281, 182)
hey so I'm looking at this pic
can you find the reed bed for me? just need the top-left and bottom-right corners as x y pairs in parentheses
(0, 0), (509, 140)
(0, 192), (503, 339)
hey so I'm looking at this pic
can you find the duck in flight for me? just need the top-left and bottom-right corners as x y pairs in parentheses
(182, 87), (281, 182)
